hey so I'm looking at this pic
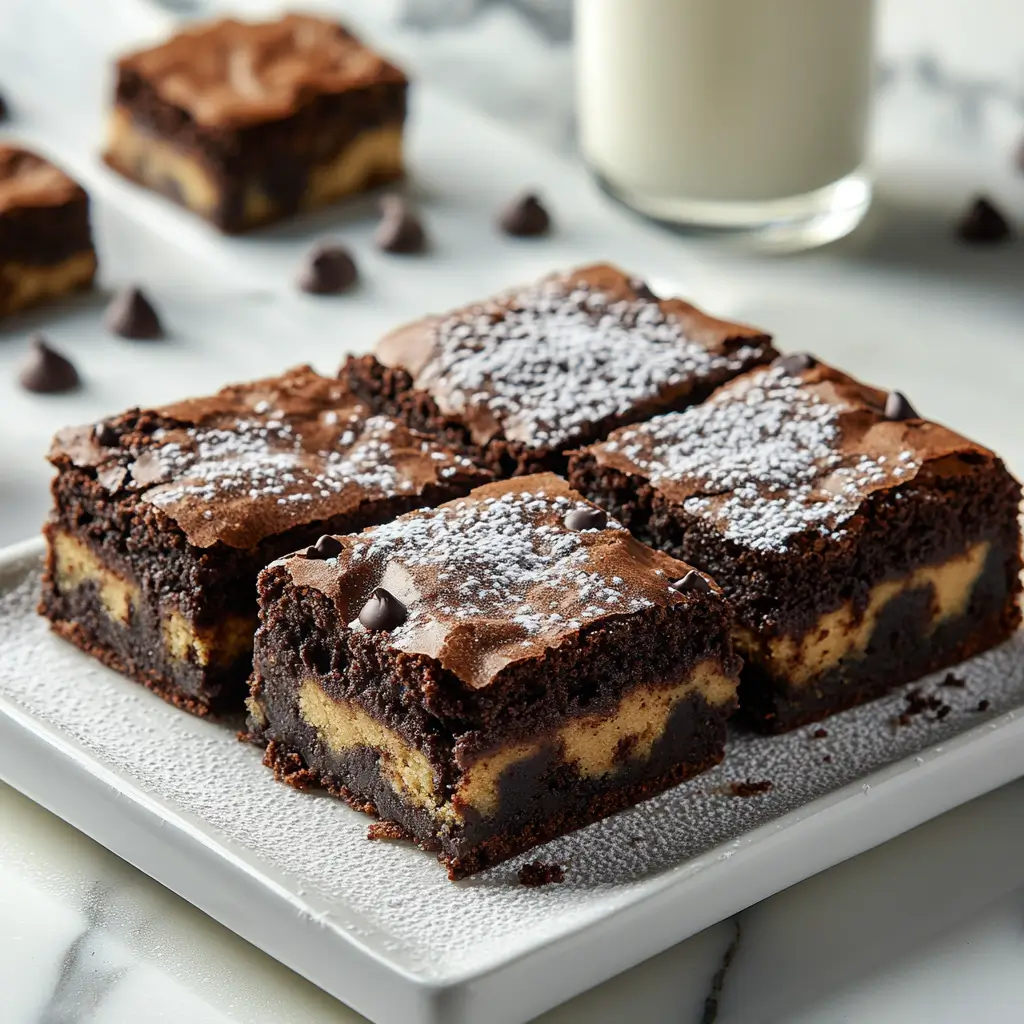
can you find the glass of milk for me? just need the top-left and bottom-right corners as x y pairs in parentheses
(576, 0), (875, 249)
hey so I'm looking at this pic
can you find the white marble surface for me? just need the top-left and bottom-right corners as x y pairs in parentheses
(0, 0), (1023, 1021)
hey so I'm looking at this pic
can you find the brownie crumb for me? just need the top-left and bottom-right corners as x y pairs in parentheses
(940, 673), (967, 689)
(518, 861), (565, 886)
(894, 687), (951, 727)
(728, 779), (773, 798)
(812, 728), (829, 739)
(976, 699), (991, 712)
(367, 820), (412, 841)
(822, 755), (833, 764)
(956, 195), (1013, 243)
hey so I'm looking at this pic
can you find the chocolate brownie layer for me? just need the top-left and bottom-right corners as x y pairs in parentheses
(248, 474), (740, 876)
(0, 146), (96, 315)
(342, 263), (775, 477)
(104, 15), (407, 232)
(570, 358), (1022, 731)
(40, 366), (489, 715)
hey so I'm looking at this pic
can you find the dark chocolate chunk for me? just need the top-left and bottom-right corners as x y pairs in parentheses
(358, 587), (407, 631)
(884, 390), (918, 422)
(314, 534), (343, 558)
(93, 422), (118, 447)
(297, 243), (358, 294)
(498, 192), (551, 237)
(18, 335), (80, 394)
(956, 196), (1012, 243)
(773, 352), (817, 375)
(630, 278), (658, 302)
(670, 570), (712, 595)
(375, 195), (426, 254)
(105, 286), (164, 340)
(564, 506), (607, 531)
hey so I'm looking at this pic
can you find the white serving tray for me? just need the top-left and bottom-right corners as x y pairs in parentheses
(2, 539), (1023, 1024)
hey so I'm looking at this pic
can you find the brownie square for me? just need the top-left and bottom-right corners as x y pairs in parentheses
(104, 15), (407, 233)
(39, 366), (489, 716)
(342, 263), (776, 478)
(0, 145), (96, 316)
(247, 473), (740, 878)
(570, 357), (1023, 732)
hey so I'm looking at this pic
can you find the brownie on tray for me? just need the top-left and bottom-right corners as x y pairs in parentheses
(247, 473), (741, 878)
(342, 263), (776, 478)
(104, 15), (407, 232)
(570, 356), (1023, 733)
(40, 366), (488, 716)
(0, 145), (96, 317)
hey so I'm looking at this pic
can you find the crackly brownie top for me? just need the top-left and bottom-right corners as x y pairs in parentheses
(374, 263), (774, 451)
(280, 473), (715, 689)
(586, 359), (1001, 554)
(116, 14), (407, 129)
(0, 145), (85, 215)
(49, 366), (486, 550)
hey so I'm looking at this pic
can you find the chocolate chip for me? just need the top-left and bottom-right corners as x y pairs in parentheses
(358, 588), (407, 631)
(630, 279), (658, 302)
(498, 192), (551, 237)
(773, 352), (817, 375)
(884, 390), (918, 421)
(93, 422), (118, 447)
(956, 196), (1012, 243)
(314, 534), (343, 558)
(297, 243), (358, 294)
(105, 286), (164, 339)
(564, 506), (608, 531)
(18, 335), (80, 394)
(375, 195), (427, 254)
(670, 570), (712, 595)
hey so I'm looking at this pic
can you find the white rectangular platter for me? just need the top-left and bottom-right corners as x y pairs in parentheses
(2, 539), (1023, 1024)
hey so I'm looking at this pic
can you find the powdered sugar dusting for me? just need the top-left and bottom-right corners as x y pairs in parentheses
(417, 277), (763, 446)
(603, 365), (921, 552)
(2, 551), (1022, 985)
(344, 487), (654, 666)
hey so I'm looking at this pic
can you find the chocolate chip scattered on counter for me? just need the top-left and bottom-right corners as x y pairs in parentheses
(727, 779), (773, 797)
(884, 390), (918, 422)
(498, 191), (551, 237)
(93, 422), (118, 447)
(812, 728), (828, 739)
(18, 335), (80, 394)
(670, 570), (712, 595)
(517, 861), (565, 886)
(375, 194), (427, 254)
(297, 243), (358, 294)
(358, 587), (407, 631)
(774, 352), (817, 375)
(977, 699), (991, 712)
(956, 196), (1012, 244)
(105, 286), (164, 339)
(822, 754), (833, 764)
(564, 506), (607, 531)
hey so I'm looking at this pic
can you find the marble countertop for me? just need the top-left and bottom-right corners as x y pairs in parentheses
(1, 1), (1023, 1021)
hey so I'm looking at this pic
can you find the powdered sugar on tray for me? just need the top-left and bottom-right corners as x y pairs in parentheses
(602, 365), (920, 552)
(415, 277), (763, 447)
(3, 550), (1021, 982)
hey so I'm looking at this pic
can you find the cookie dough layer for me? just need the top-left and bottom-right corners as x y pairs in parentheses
(0, 251), (97, 317)
(104, 107), (403, 231)
(45, 530), (254, 714)
(743, 542), (990, 686)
